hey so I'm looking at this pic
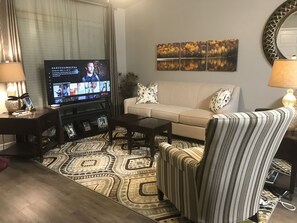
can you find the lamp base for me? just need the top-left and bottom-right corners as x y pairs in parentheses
(282, 89), (296, 107)
(5, 99), (22, 113)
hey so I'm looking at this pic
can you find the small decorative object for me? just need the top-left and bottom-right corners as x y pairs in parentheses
(5, 98), (22, 113)
(97, 116), (108, 129)
(21, 93), (35, 112)
(64, 123), (77, 139)
(82, 121), (91, 132)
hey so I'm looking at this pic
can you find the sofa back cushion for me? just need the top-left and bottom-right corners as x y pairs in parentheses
(157, 81), (240, 112)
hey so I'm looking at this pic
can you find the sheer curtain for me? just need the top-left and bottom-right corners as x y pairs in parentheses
(0, 0), (26, 104)
(14, 0), (116, 107)
(0, 0), (26, 148)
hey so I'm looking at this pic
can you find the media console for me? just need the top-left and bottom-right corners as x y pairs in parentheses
(57, 98), (111, 141)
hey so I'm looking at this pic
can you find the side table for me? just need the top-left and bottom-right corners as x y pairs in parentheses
(273, 131), (297, 200)
(0, 107), (64, 162)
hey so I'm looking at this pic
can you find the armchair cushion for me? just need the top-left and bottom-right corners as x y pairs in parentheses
(158, 142), (203, 170)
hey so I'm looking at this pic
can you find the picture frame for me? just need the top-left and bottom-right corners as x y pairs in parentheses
(22, 94), (35, 111)
(266, 170), (279, 184)
(82, 121), (92, 132)
(64, 123), (77, 139)
(97, 116), (108, 129)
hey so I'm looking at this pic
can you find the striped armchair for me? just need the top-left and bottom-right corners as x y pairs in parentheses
(156, 107), (295, 223)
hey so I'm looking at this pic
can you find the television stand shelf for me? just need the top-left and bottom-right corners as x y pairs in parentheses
(58, 99), (111, 141)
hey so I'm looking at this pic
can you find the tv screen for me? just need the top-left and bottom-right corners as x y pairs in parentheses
(44, 59), (111, 106)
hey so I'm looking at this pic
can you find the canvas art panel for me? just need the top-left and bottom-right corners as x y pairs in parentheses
(156, 39), (238, 72)
(157, 43), (180, 71)
(207, 39), (239, 72)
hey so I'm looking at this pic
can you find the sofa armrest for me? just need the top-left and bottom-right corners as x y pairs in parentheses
(124, 97), (137, 114)
(158, 142), (203, 170)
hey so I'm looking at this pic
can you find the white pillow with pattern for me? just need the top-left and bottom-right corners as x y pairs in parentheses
(136, 83), (159, 104)
(209, 88), (232, 113)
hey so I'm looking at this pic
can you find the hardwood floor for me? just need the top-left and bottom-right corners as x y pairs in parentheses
(270, 187), (297, 223)
(0, 158), (156, 223)
(0, 158), (296, 223)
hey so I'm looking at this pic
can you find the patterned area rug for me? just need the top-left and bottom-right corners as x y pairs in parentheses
(41, 128), (278, 223)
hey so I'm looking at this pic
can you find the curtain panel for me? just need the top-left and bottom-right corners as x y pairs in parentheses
(14, 0), (118, 108)
(0, 0), (26, 147)
(0, 0), (26, 98)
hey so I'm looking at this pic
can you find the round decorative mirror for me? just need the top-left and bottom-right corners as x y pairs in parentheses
(262, 0), (297, 65)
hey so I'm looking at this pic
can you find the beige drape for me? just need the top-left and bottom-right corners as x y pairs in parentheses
(0, 0), (26, 96)
(106, 4), (120, 116)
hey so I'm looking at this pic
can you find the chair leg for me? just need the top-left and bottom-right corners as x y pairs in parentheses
(157, 188), (164, 200)
(248, 213), (259, 223)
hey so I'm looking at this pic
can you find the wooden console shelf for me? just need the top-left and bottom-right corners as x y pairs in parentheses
(0, 108), (64, 162)
(58, 99), (111, 141)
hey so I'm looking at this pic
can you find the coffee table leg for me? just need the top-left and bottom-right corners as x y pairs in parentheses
(149, 133), (155, 158)
(127, 129), (132, 155)
(167, 124), (172, 144)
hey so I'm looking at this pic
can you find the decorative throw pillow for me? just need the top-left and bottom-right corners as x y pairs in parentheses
(209, 88), (232, 113)
(136, 83), (159, 104)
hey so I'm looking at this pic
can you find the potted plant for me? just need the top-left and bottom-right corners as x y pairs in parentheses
(118, 72), (138, 113)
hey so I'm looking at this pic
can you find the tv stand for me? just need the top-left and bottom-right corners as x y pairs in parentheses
(58, 99), (111, 141)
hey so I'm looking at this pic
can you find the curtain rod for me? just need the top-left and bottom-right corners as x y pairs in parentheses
(74, 0), (110, 8)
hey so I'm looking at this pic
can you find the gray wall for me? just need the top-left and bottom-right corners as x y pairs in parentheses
(124, 0), (286, 111)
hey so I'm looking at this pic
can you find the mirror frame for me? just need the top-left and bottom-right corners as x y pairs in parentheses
(262, 0), (297, 65)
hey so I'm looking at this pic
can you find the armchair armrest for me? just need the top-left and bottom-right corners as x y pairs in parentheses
(158, 142), (203, 171)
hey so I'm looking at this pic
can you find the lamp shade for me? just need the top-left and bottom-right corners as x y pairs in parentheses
(0, 62), (26, 83)
(268, 59), (297, 89)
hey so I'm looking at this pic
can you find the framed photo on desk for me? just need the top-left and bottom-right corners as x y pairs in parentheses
(22, 94), (35, 112)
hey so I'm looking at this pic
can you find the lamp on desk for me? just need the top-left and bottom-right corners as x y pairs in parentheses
(268, 59), (297, 107)
(0, 62), (26, 113)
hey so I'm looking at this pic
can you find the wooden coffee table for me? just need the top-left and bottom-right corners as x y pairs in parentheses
(126, 117), (172, 158)
(108, 114), (146, 144)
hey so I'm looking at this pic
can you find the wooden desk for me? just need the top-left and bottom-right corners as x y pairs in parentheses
(0, 108), (64, 162)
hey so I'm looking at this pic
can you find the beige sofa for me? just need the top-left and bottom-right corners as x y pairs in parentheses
(124, 81), (240, 141)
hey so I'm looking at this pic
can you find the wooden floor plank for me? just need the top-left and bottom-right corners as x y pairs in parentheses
(0, 158), (156, 223)
(1, 158), (296, 223)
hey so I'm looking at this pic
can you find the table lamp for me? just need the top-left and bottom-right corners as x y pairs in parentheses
(268, 59), (297, 107)
(0, 62), (26, 113)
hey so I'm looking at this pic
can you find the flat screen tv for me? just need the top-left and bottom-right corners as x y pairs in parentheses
(44, 59), (111, 106)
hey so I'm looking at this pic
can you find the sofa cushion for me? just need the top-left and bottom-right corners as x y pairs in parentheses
(136, 83), (159, 104)
(151, 105), (190, 122)
(179, 109), (213, 127)
(127, 103), (159, 117)
(209, 88), (232, 113)
(157, 81), (237, 110)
